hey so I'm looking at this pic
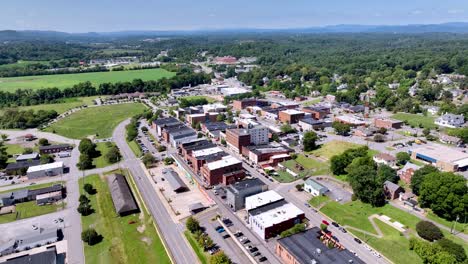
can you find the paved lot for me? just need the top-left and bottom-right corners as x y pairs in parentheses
(149, 164), (213, 220)
(315, 177), (352, 203)
(197, 210), (252, 264)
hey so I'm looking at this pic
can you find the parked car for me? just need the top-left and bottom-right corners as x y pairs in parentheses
(331, 222), (339, 227)
(234, 231), (243, 237)
(222, 234), (230, 239)
(252, 252), (261, 257)
(304, 203), (310, 208)
(258, 256), (267, 262)
(249, 247), (258, 253)
(354, 238), (362, 244)
(322, 220), (330, 226)
(339, 227), (347, 233)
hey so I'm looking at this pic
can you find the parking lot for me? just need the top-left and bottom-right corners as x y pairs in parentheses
(315, 177), (352, 204)
(197, 209), (269, 264)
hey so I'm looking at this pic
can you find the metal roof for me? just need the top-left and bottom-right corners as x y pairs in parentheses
(107, 174), (139, 215)
(162, 168), (188, 193)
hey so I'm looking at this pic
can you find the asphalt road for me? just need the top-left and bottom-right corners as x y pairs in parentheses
(218, 144), (390, 264)
(113, 119), (197, 264)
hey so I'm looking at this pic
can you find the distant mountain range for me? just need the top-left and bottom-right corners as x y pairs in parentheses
(2, 22), (468, 40)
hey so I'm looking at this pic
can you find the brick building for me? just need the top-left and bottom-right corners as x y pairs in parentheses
(397, 162), (421, 185)
(301, 106), (330, 120)
(226, 129), (251, 153)
(200, 156), (245, 186)
(232, 99), (269, 111)
(186, 113), (219, 126)
(374, 118), (403, 129)
(278, 109), (305, 124)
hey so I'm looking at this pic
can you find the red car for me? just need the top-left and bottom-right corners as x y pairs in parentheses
(322, 220), (330, 225)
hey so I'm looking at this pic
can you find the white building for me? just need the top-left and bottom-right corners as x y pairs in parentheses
(247, 125), (269, 145)
(203, 103), (227, 113)
(435, 114), (465, 128)
(248, 202), (304, 240)
(303, 179), (329, 196)
(245, 190), (284, 211)
(27, 162), (64, 179)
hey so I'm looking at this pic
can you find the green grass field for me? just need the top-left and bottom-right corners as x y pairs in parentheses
(0, 96), (102, 115)
(310, 141), (363, 160)
(0, 68), (175, 92)
(5, 143), (25, 162)
(127, 140), (143, 157)
(274, 154), (330, 183)
(92, 142), (119, 168)
(45, 103), (146, 139)
(392, 113), (436, 129)
(352, 219), (422, 264)
(320, 201), (467, 263)
(0, 201), (64, 224)
(80, 173), (170, 264)
(308, 195), (330, 208)
(180, 95), (218, 103)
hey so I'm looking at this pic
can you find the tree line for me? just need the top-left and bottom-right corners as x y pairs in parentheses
(0, 71), (212, 108)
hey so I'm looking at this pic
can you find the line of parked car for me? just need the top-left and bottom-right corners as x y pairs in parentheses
(216, 217), (268, 262)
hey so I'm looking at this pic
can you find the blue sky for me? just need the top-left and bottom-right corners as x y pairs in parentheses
(2, 0), (468, 32)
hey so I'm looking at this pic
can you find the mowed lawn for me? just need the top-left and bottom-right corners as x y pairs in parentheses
(0, 68), (175, 91)
(274, 154), (330, 183)
(45, 103), (146, 139)
(92, 142), (119, 168)
(5, 143), (25, 162)
(320, 201), (467, 263)
(80, 173), (170, 264)
(0, 96), (102, 115)
(310, 140), (378, 160)
(392, 113), (436, 129)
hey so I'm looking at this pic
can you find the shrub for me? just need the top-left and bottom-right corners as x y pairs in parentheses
(77, 202), (94, 216)
(38, 138), (49, 146)
(81, 228), (102, 245)
(79, 194), (90, 204)
(436, 238), (467, 262)
(416, 221), (443, 241)
(83, 183), (96, 195)
(295, 184), (304, 191)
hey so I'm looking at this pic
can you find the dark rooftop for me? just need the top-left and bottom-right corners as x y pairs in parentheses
(162, 168), (188, 193)
(277, 227), (365, 264)
(3, 248), (58, 264)
(204, 122), (236, 132)
(152, 117), (180, 126)
(5, 160), (41, 171)
(226, 178), (266, 194)
(107, 174), (139, 216)
(38, 144), (71, 151)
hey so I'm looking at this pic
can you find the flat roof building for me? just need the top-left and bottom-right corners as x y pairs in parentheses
(278, 109), (305, 124)
(249, 201), (305, 239)
(15, 153), (40, 162)
(276, 227), (365, 264)
(304, 179), (329, 197)
(226, 179), (268, 211)
(26, 162), (64, 179)
(39, 144), (72, 154)
(374, 118), (403, 129)
(245, 190), (284, 211)
(410, 144), (468, 172)
(200, 155), (245, 186)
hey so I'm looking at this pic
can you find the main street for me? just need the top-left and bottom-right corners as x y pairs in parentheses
(113, 120), (196, 264)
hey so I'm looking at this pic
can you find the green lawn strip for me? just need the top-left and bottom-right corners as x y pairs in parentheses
(350, 219), (422, 264)
(426, 211), (467, 234)
(308, 195), (330, 208)
(302, 98), (321, 106)
(0, 68), (175, 91)
(5, 143), (25, 162)
(0, 201), (64, 224)
(410, 159), (426, 166)
(272, 170), (296, 183)
(92, 142), (117, 168)
(80, 173), (170, 264)
(45, 103), (146, 139)
(0, 181), (65, 195)
(180, 95), (217, 104)
(127, 140), (142, 157)
(391, 113), (436, 129)
(310, 141), (361, 160)
(184, 230), (210, 264)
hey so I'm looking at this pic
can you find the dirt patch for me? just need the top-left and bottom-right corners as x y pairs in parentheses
(141, 236), (152, 245)
(137, 224), (146, 233)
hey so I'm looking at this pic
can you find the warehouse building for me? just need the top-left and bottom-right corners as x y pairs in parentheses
(200, 155), (245, 186)
(26, 162), (64, 179)
(162, 168), (189, 193)
(304, 179), (329, 197)
(410, 145), (468, 172)
(107, 174), (139, 216)
(278, 109), (306, 124)
(39, 144), (72, 154)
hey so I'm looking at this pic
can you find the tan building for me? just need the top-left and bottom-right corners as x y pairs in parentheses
(410, 145), (468, 172)
(278, 109), (305, 124)
(374, 118), (403, 129)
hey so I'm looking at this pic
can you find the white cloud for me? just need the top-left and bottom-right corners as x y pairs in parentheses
(410, 10), (423, 15)
(448, 9), (464, 14)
